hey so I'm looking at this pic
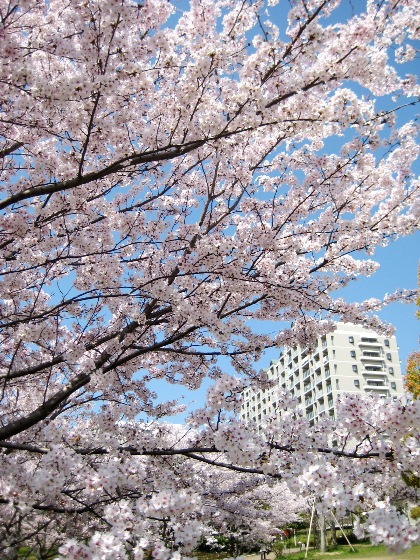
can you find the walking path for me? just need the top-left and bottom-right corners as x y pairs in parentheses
(245, 549), (302, 560)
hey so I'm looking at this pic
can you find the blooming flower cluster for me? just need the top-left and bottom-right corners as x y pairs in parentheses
(0, 0), (419, 556)
(355, 502), (419, 553)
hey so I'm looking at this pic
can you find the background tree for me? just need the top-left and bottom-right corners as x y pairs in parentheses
(405, 265), (420, 399)
(1, 0), (420, 557)
(406, 351), (420, 399)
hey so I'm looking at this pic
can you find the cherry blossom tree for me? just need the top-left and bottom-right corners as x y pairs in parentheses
(196, 472), (306, 553)
(1, 0), (420, 557)
(0, 418), (305, 558)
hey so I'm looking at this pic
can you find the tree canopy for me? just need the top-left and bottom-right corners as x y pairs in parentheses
(0, 0), (419, 557)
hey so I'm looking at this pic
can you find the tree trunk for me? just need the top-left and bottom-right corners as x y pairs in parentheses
(313, 511), (320, 550)
(328, 514), (337, 549)
(319, 512), (326, 553)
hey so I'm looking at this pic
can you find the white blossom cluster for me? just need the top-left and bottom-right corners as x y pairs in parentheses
(0, 0), (419, 556)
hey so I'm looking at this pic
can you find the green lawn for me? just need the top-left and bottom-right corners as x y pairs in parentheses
(277, 544), (420, 560)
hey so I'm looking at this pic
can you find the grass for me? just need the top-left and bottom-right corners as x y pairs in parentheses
(274, 544), (420, 560)
(194, 552), (233, 560)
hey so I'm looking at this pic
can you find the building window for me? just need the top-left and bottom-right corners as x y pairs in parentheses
(391, 382), (396, 390)
(349, 336), (354, 343)
(352, 365), (358, 373)
(332, 349), (336, 358)
(384, 339), (390, 347)
(386, 353), (392, 361)
(389, 367), (394, 374)
(336, 379), (340, 389)
(354, 380), (360, 388)
(350, 350), (356, 358)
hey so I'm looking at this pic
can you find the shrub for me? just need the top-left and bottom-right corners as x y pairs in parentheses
(410, 506), (420, 520)
(272, 540), (286, 559)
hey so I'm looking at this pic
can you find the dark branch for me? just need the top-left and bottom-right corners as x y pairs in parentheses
(0, 141), (24, 159)
(0, 441), (393, 461)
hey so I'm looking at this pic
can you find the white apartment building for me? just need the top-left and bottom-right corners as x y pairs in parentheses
(240, 322), (404, 427)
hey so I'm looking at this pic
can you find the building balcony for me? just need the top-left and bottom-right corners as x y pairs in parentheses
(360, 357), (384, 365)
(365, 380), (386, 387)
(364, 384), (388, 391)
(365, 377), (387, 386)
(362, 368), (384, 375)
(364, 388), (389, 397)
(359, 338), (379, 345)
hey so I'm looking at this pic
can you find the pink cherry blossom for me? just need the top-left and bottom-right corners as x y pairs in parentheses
(0, 0), (419, 556)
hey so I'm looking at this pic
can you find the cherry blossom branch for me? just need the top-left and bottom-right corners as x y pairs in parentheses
(0, 441), (394, 461)
(0, 142), (24, 159)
